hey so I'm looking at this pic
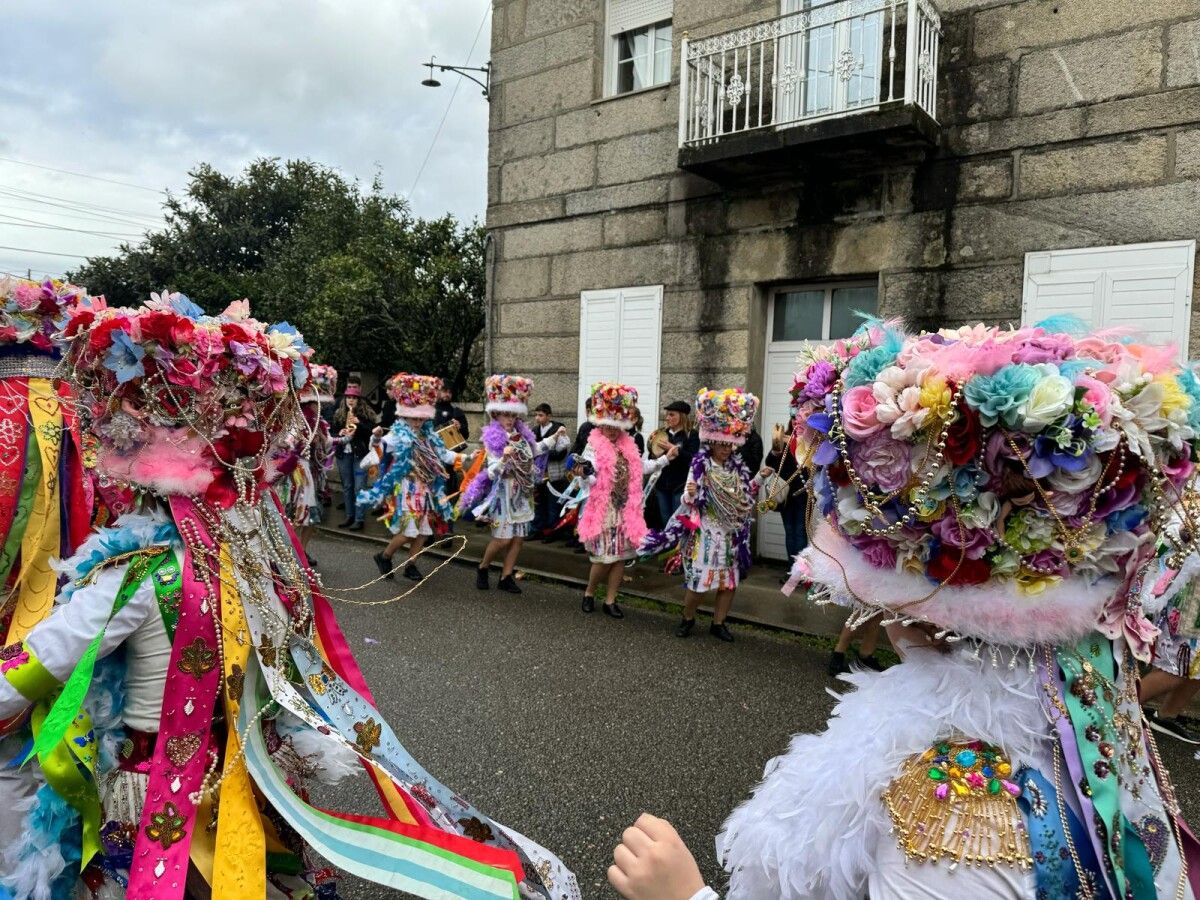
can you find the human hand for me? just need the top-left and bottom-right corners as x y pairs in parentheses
(760, 466), (774, 478)
(684, 483), (697, 500)
(665, 444), (680, 460)
(608, 814), (705, 900)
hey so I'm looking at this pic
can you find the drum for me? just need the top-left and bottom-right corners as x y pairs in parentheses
(437, 421), (467, 450)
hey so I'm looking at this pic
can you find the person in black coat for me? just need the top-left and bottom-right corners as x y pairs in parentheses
(330, 385), (379, 531)
(762, 422), (807, 563)
(531, 403), (571, 540)
(738, 426), (764, 474)
(651, 400), (700, 526)
(432, 383), (470, 440)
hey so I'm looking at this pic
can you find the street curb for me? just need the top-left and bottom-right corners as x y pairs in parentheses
(315, 524), (817, 638)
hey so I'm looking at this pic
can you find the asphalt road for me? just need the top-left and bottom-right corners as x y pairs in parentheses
(305, 532), (1199, 900)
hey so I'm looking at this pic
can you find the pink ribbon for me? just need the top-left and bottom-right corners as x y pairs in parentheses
(126, 496), (222, 898)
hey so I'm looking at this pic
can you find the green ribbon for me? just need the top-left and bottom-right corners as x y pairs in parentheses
(28, 549), (171, 762)
(152, 555), (183, 641)
(0, 428), (39, 587)
(1057, 638), (1156, 899)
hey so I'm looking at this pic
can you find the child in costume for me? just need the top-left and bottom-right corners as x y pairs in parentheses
(359, 373), (461, 583)
(0, 296), (579, 900)
(577, 383), (675, 618)
(643, 389), (760, 643)
(611, 319), (1200, 900)
(464, 374), (565, 594)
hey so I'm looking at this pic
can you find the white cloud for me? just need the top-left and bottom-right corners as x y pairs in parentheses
(0, 0), (491, 278)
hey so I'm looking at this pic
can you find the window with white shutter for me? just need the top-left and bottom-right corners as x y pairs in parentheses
(578, 286), (663, 431)
(1022, 240), (1196, 361)
(605, 0), (673, 96)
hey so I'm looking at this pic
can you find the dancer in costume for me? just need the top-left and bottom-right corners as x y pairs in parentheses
(359, 373), (462, 583)
(0, 277), (96, 893)
(464, 374), (565, 594)
(611, 319), (1200, 900)
(644, 389), (760, 644)
(577, 383), (674, 618)
(0, 295), (579, 900)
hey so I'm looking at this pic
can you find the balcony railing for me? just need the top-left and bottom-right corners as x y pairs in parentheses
(678, 0), (941, 149)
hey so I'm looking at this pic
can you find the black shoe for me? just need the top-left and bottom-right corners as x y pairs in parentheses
(710, 622), (734, 642)
(338, 518), (353, 528)
(497, 574), (522, 594)
(1147, 709), (1200, 745)
(827, 650), (850, 676)
(603, 602), (624, 619)
(674, 617), (695, 638)
(373, 552), (393, 580)
(475, 567), (490, 590)
(403, 563), (422, 582)
(348, 521), (364, 532)
(857, 653), (885, 672)
(581, 595), (595, 613)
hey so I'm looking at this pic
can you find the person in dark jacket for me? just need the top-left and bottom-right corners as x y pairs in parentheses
(570, 397), (595, 455)
(651, 400), (700, 526)
(738, 425), (764, 474)
(762, 422), (808, 564)
(331, 384), (379, 530)
(531, 403), (571, 540)
(432, 383), (470, 439)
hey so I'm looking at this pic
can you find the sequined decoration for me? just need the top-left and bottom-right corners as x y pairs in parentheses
(882, 740), (1032, 870)
(176, 637), (217, 678)
(144, 802), (188, 851)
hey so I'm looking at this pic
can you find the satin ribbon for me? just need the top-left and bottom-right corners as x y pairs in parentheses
(58, 383), (93, 555)
(211, 543), (266, 899)
(1057, 639), (1156, 899)
(1016, 765), (1107, 899)
(0, 378), (29, 577)
(0, 429), (36, 636)
(9, 379), (62, 639)
(126, 497), (223, 900)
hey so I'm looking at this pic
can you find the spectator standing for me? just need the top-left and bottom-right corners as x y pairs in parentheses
(651, 400), (699, 526)
(630, 407), (646, 456)
(738, 424), (764, 473)
(331, 380), (379, 531)
(578, 384), (674, 617)
(762, 422), (809, 570)
(571, 397), (596, 455)
(531, 402), (571, 541)
(432, 382), (470, 438)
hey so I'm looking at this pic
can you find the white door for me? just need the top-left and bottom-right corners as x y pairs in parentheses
(1022, 240), (1196, 361)
(758, 283), (878, 559)
(578, 286), (663, 435)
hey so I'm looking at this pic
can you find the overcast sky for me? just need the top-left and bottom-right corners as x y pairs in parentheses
(0, 0), (491, 280)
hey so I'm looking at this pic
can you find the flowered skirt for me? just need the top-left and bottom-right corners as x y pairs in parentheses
(383, 476), (438, 537)
(585, 526), (637, 564)
(681, 523), (740, 593)
(472, 477), (534, 540)
(1152, 605), (1200, 680)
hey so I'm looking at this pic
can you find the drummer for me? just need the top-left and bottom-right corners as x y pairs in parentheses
(649, 400), (700, 527)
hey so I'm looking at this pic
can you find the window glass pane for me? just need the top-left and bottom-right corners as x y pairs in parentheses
(773, 290), (825, 341)
(655, 21), (672, 53)
(829, 285), (877, 339)
(616, 58), (636, 94)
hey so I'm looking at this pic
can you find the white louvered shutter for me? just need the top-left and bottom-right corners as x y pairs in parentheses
(607, 0), (673, 35)
(578, 286), (663, 433)
(1022, 241), (1196, 361)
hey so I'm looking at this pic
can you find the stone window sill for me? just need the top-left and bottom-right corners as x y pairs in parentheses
(592, 81), (673, 107)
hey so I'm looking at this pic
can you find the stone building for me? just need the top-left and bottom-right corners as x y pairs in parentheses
(484, 0), (1200, 558)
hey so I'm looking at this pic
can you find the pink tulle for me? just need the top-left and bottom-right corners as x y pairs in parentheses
(98, 427), (215, 497)
(578, 429), (648, 547)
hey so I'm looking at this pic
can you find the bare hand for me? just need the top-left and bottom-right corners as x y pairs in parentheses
(760, 466), (774, 478)
(665, 444), (680, 460)
(608, 814), (705, 900)
(684, 483), (698, 500)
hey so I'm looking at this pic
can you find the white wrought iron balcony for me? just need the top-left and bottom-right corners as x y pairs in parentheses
(678, 0), (941, 151)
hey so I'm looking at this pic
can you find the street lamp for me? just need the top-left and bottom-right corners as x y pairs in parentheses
(421, 56), (492, 100)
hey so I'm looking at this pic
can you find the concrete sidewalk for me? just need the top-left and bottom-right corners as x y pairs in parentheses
(317, 505), (849, 638)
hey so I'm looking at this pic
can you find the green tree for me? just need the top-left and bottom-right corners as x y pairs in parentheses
(69, 158), (486, 394)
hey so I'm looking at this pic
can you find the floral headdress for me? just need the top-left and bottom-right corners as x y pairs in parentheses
(61, 291), (312, 506)
(484, 373), (533, 415)
(789, 319), (1200, 654)
(0, 275), (87, 361)
(696, 388), (759, 446)
(589, 382), (639, 429)
(386, 373), (441, 419)
(303, 363), (338, 403)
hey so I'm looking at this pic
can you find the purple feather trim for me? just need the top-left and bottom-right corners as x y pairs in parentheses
(460, 418), (538, 512)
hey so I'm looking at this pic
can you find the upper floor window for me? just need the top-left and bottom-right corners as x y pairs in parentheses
(606, 0), (673, 96)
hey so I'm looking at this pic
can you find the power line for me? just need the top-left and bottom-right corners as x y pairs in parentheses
(0, 214), (145, 240)
(0, 156), (165, 194)
(0, 187), (163, 223)
(0, 201), (165, 229)
(0, 190), (162, 229)
(408, 0), (490, 202)
(0, 245), (93, 260)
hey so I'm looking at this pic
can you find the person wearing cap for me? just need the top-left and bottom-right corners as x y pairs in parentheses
(331, 378), (379, 531)
(531, 403), (571, 541)
(651, 400), (699, 527)
(578, 383), (676, 617)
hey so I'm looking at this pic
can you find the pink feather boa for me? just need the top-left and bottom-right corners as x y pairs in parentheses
(578, 429), (648, 546)
(97, 426), (215, 497)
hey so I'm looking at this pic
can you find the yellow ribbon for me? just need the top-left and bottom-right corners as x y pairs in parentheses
(7, 380), (61, 641)
(210, 544), (266, 898)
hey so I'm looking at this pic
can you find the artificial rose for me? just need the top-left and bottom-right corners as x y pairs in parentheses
(802, 361), (837, 400)
(1075, 374), (1112, 426)
(926, 548), (991, 586)
(874, 384), (928, 440)
(841, 385), (883, 439)
(1020, 367), (1073, 431)
(849, 533), (898, 570)
(944, 402), (981, 466)
(1009, 333), (1074, 365)
(87, 315), (133, 352)
(848, 432), (911, 493)
(931, 510), (994, 559)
